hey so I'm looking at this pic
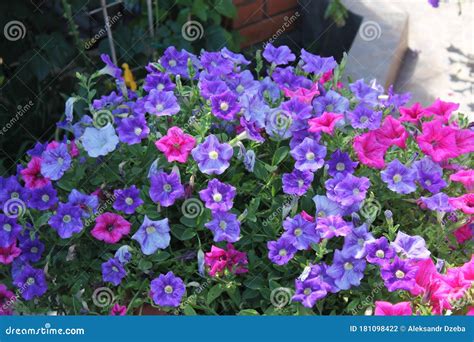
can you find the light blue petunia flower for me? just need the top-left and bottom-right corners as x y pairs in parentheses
(132, 216), (170, 255)
(80, 123), (119, 158)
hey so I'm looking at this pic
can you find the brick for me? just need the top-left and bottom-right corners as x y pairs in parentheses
(266, 0), (299, 16)
(233, 0), (265, 29)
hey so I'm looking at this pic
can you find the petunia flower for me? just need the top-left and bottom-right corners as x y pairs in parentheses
(399, 102), (426, 123)
(282, 214), (320, 250)
(292, 276), (332, 308)
(420, 192), (454, 212)
(144, 90), (180, 116)
(365, 237), (395, 266)
(205, 211), (241, 243)
(449, 193), (474, 215)
(98, 54), (122, 79)
(267, 237), (297, 265)
(327, 249), (366, 290)
(155, 126), (196, 163)
(210, 91), (241, 121)
(13, 265), (48, 300)
(450, 169), (474, 192)
(391, 231), (431, 260)
(199, 179), (236, 212)
(300, 49), (337, 74)
(48, 203), (83, 239)
(0, 215), (22, 248)
(282, 169), (314, 196)
(132, 216), (170, 255)
(290, 137), (327, 172)
(28, 184), (58, 211)
(149, 271), (185, 307)
(327, 149), (358, 177)
(102, 257), (127, 286)
(191, 135), (233, 175)
(413, 157), (447, 193)
(416, 120), (459, 162)
(20, 157), (50, 189)
(424, 98), (459, 123)
(81, 124), (119, 158)
(316, 215), (351, 239)
(374, 115), (408, 149)
(116, 114), (149, 145)
(347, 104), (382, 130)
(0, 241), (21, 265)
(0, 284), (15, 315)
(40, 143), (72, 181)
(313, 90), (349, 116)
(149, 171), (184, 207)
(91, 213), (131, 244)
(381, 256), (418, 292)
(110, 303), (127, 316)
(342, 223), (374, 259)
(205, 243), (248, 277)
(374, 301), (412, 316)
(113, 186), (144, 215)
(308, 112), (344, 135)
(381, 159), (417, 194)
(263, 44), (295, 65)
(353, 131), (387, 169)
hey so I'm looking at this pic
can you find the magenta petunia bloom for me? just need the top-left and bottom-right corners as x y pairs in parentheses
(210, 91), (241, 121)
(110, 303), (127, 316)
(353, 131), (387, 169)
(416, 120), (459, 162)
(308, 112), (344, 135)
(149, 170), (184, 207)
(20, 157), (50, 189)
(149, 271), (185, 307)
(449, 193), (474, 215)
(374, 115), (408, 149)
(91, 213), (131, 244)
(205, 243), (248, 277)
(155, 126), (196, 163)
(374, 301), (412, 316)
(381, 256), (418, 292)
(205, 211), (241, 243)
(450, 169), (474, 192)
(399, 102), (426, 124)
(0, 284), (15, 315)
(424, 98), (459, 123)
(191, 135), (233, 175)
(199, 179), (236, 212)
(0, 241), (21, 265)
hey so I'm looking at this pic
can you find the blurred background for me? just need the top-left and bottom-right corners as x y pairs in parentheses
(0, 0), (472, 174)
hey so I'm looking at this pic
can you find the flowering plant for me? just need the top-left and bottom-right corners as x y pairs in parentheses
(0, 45), (472, 316)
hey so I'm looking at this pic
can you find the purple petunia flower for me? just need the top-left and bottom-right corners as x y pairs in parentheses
(290, 138), (327, 172)
(40, 144), (71, 181)
(149, 171), (184, 207)
(205, 211), (241, 243)
(113, 186), (144, 215)
(28, 184), (58, 211)
(201, 51), (234, 76)
(259, 76), (281, 102)
(115, 245), (132, 264)
(327, 150), (358, 177)
(342, 223), (374, 259)
(428, 0), (440, 8)
(413, 157), (446, 193)
(263, 44), (296, 66)
(191, 135), (233, 175)
(92, 91), (123, 110)
(98, 54), (122, 79)
(102, 257), (127, 286)
(282, 169), (314, 196)
(160, 47), (194, 78)
(199, 179), (236, 212)
(381, 256), (418, 292)
(312, 90), (349, 116)
(116, 114), (150, 145)
(349, 79), (384, 105)
(227, 70), (259, 98)
(313, 195), (343, 218)
(292, 276), (332, 308)
(420, 193), (454, 212)
(391, 231), (431, 260)
(143, 71), (175, 93)
(150, 271), (186, 307)
(381, 159), (417, 194)
(282, 214), (320, 250)
(221, 47), (250, 66)
(267, 236), (297, 265)
(365, 237), (395, 266)
(144, 90), (180, 116)
(210, 91), (241, 121)
(316, 215), (352, 239)
(68, 189), (99, 218)
(326, 173), (370, 213)
(265, 107), (293, 140)
(347, 103), (382, 130)
(18, 237), (44, 263)
(327, 249), (366, 290)
(0, 177), (28, 208)
(13, 265), (47, 300)
(132, 216), (170, 255)
(0, 215), (21, 248)
(300, 49), (337, 74)
(48, 203), (83, 239)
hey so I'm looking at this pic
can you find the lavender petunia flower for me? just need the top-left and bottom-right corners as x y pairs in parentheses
(349, 79), (384, 105)
(313, 195), (343, 218)
(282, 169), (314, 196)
(0, 215), (22, 248)
(210, 91), (241, 121)
(342, 223), (374, 259)
(292, 276), (332, 308)
(19, 237), (44, 263)
(300, 49), (337, 74)
(160, 47), (194, 78)
(199, 179), (236, 212)
(28, 184), (58, 211)
(115, 245), (132, 264)
(267, 236), (297, 265)
(144, 90), (180, 116)
(365, 237), (395, 266)
(316, 215), (352, 239)
(191, 135), (233, 175)
(143, 71), (175, 93)
(326, 173), (371, 213)
(282, 214), (320, 250)
(221, 47), (250, 66)
(381, 256), (418, 292)
(92, 91), (123, 110)
(327, 150), (358, 177)
(420, 193), (453, 212)
(150, 271), (185, 307)
(413, 157), (446, 193)
(312, 90), (349, 116)
(98, 54), (122, 79)
(263, 44), (296, 65)
(347, 103), (382, 130)
(81, 123), (119, 158)
(205, 211), (241, 243)
(132, 216), (170, 255)
(68, 189), (99, 218)
(113, 186), (144, 214)
(116, 115), (150, 145)
(48, 203), (83, 239)
(102, 257), (127, 286)
(259, 76), (281, 102)
(40, 144), (72, 181)
(290, 138), (327, 172)
(149, 171), (184, 207)
(381, 159), (417, 194)
(13, 265), (47, 300)
(201, 51), (234, 76)
(391, 231), (431, 260)
(327, 249), (366, 290)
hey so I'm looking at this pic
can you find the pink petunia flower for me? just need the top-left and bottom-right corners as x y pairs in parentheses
(353, 131), (388, 169)
(283, 83), (320, 104)
(416, 120), (459, 162)
(453, 128), (474, 155)
(110, 303), (127, 315)
(450, 169), (474, 192)
(424, 98), (460, 123)
(453, 223), (473, 244)
(300, 210), (315, 222)
(374, 301), (412, 316)
(399, 102), (426, 124)
(374, 115), (409, 149)
(0, 284), (15, 315)
(0, 242), (21, 265)
(308, 112), (343, 135)
(204, 243), (248, 277)
(449, 193), (474, 215)
(20, 157), (51, 189)
(155, 126), (196, 163)
(91, 213), (131, 244)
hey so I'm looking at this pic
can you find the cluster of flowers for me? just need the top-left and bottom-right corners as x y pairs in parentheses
(0, 43), (472, 316)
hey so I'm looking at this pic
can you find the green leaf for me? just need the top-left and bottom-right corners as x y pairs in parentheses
(171, 224), (196, 241)
(237, 309), (260, 316)
(272, 146), (290, 166)
(183, 304), (197, 315)
(206, 284), (224, 305)
(214, 0), (237, 18)
(191, 0), (208, 21)
(138, 259), (153, 272)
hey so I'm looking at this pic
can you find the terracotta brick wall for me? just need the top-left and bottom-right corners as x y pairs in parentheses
(232, 0), (300, 48)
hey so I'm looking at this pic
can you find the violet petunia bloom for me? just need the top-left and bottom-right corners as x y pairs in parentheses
(316, 215), (352, 239)
(199, 179), (236, 212)
(292, 276), (332, 308)
(40, 143), (72, 181)
(0, 215), (22, 248)
(365, 237), (395, 266)
(413, 157), (446, 193)
(116, 114), (150, 145)
(68, 189), (99, 218)
(282, 214), (320, 250)
(342, 223), (375, 259)
(144, 90), (180, 116)
(102, 257), (127, 286)
(149, 271), (186, 307)
(327, 150), (358, 177)
(290, 138), (327, 172)
(391, 231), (431, 260)
(191, 135), (233, 175)
(282, 169), (314, 196)
(313, 195), (343, 218)
(267, 236), (297, 265)
(143, 71), (175, 93)
(160, 47), (194, 77)
(149, 171), (184, 207)
(263, 44), (296, 65)
(347, 103), (382, 130)
(327, 249), (366, 290)
(98, 54), (122, 79)
(300, 49), (337, 74)
(13, 265), (48, 300)
(381, 159), (417, 194)
(326, 174), (371, 213)
(201, 51), (234, 76)
(28, 184), (58, 211)
(381, 256), (418, 292)
(312, 90), (349, 116)
(19, 237), (44, 263)
(48, 203), (83, 239)
(420, 193), (454, 212)
(210, 91), (241, 121)
(349, 79), (384, 105)
(0, 284), (15, 315)
(132, 216), (170, 255)
(205, 211), (241, 243)
(113, 186), (144, 215)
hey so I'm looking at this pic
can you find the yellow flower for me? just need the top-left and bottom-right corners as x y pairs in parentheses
(121, 63), (137, 91)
